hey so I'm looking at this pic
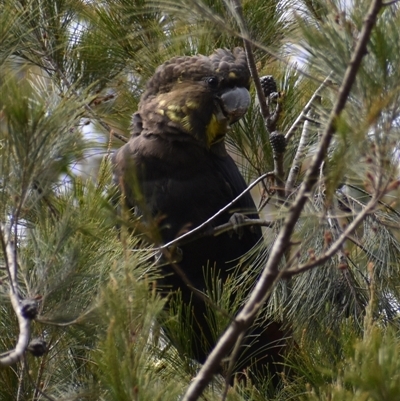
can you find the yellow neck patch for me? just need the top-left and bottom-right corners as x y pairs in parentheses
(206, 113), (228, 147)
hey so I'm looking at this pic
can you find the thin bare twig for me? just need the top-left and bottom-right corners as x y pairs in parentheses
(383, 0), (400, 5)
(182, 1), (383, 399)
(157, 218), (273, 251)
(285, 111), (314, 196)
(221, 331), (245, 401)
(24, 355), (56, 401)
(0, 225), (31, 366)
(282, 192), (379, 278)
(158, 172), (273, 250)
(346, 183), (400, 218)
(16, 357), (25, 401)
(285, 73), (331, 142)
(346, 234), (386, 265)
(229, 0), (285, 198)
(35, 307), (96, 327)
(228, 0), (269, 121)
(210, 218), (274, 237)
(257, 191), (271, 211)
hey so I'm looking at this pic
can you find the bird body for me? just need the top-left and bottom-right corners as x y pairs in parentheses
(112, 48), (285, 382)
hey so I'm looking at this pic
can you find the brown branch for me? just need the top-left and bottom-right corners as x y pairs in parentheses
(229, 0), (269, 120)
(182, 1), (383, 399)
(265, 92), (283, 133)
(24, 355), (56, 401)
(229, 0), (285, 199)
(221, 331), (245, 401)
(257, 191), (271, 211)
(273, 151), (286, 199)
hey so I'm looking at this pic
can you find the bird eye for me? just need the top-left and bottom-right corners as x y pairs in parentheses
(207, 76), (219, 88)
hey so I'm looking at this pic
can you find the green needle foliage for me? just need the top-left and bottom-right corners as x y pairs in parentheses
(0, 0), (400, 400)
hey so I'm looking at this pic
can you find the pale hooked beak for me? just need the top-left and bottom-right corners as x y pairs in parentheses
(219, 86), (251, 124)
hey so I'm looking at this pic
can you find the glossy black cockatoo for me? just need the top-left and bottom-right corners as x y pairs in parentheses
(112, 48), (285, 382)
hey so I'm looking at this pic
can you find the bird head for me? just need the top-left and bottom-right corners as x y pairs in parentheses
(136, 48), (251, 148)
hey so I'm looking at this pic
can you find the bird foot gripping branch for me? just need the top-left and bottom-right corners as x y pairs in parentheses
(112, 48), (286, 385)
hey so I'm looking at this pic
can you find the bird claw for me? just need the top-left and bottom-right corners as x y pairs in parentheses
(229, 213), (247, 239)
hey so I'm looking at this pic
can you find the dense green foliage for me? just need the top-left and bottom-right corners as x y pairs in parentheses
(0, 0), (400, 400)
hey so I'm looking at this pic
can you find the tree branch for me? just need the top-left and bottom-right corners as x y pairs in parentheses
(210, 218), (274, 237)
(285, 111), (313, 196)
(158, 172), (273, 250)
(282, 191), (380, 278)
(229, 0), (285, 199)
(285, 74), (331, 142)
(182, 1), (383, 398)
(228, 0), (269, 121)
(285, 75), (329, 197)
(0, 225), (32, 366)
